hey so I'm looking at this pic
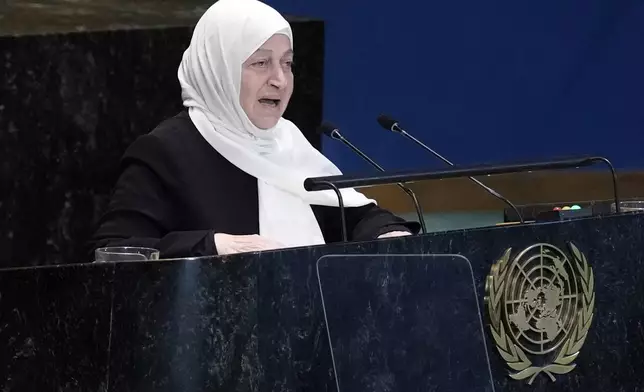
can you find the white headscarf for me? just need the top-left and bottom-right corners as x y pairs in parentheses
(178, 0), (374, 247)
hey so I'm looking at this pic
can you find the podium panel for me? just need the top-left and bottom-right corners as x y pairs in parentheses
(317, 254), (495, 392)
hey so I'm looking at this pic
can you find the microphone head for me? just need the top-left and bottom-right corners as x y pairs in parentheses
(317, 122), (341, 139)
(376, 114), (400, 132)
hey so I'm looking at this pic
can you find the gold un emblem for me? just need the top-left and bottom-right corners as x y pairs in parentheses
(485, 243), (595, 384)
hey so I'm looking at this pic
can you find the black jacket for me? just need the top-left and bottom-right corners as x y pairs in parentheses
(89, 112), (418, 259)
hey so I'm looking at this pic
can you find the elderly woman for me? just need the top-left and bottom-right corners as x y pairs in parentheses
(89, 0), (418, 258)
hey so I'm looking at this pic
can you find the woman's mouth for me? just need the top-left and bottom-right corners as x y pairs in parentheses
(258, 98), (280, 107)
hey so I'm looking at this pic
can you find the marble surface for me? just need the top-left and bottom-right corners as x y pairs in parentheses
(0, 0), (321, 36)
(0, 213), (643, 391)
(108, 259), (261, 391)
(0, 0), (214, 36)
(0, 263), (113, 391)
(0, 15), (324, 267)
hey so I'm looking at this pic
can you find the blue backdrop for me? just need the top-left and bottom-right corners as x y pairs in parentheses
(267, 0), (644, 173)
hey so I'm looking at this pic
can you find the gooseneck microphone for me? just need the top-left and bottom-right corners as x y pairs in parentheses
(317, 122), (428, 234)
(376, 114), (525, 223)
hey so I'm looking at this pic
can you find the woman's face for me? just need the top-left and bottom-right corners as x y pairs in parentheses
(240, 34), (294, 129)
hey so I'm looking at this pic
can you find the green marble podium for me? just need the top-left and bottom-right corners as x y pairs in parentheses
(0, 213), (642, 391)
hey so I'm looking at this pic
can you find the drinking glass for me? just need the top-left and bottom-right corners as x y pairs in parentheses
(611, 200), (644, 213)
(94, 247), (160, 262)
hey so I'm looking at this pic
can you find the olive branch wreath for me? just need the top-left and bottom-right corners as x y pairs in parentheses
(485, 243), (595, 384)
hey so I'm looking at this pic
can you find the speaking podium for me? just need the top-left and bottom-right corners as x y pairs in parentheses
(1, 159), (643, 391)
(1, 212), (643, 391)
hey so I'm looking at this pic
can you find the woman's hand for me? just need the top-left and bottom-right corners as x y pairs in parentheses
(214, 233), (285, 255)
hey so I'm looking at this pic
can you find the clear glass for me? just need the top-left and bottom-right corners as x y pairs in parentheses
(611, 200), (644, 213)
(94, 247), (160, 262)
(316, 254), (495, 392)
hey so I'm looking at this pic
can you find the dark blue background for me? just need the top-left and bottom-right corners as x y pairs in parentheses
(268, 0), (644, 172)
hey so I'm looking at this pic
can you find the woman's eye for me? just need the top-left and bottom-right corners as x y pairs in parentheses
(254, 60), (268, 67)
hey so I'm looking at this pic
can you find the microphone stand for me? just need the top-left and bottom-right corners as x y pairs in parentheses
(328, 129), (428, 234)
(304, 156), (621, 218)
(385, 120), (525, 223)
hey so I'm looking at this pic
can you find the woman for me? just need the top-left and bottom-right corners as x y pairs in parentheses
(89, 0), (419, 259)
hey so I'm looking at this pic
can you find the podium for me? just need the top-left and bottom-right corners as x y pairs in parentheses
(0, 212), (642, 391)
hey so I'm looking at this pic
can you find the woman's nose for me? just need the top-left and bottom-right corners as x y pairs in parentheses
(269, 66), (287, 89)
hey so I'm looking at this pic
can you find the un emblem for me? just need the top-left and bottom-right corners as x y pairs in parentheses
(485, 242), (595, 384)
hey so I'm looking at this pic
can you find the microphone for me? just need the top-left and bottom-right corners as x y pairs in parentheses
(376, 114), (525, 223)
(318, 122), (428, 234)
